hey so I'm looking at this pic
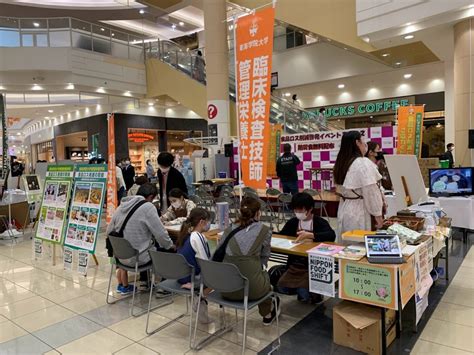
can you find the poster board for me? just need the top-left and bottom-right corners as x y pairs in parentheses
(64, 164), (107, 253)
(308, 253), (337, 297)
(35, 165), (74, 244)
(22, 174), (42, 203)
(385, 155), (428, 210)
(339, 259), (399, 310)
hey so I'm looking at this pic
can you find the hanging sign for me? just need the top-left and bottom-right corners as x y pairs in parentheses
(397, 105), (424, 156)
(106, 113), (117, 224)
(235, 6), (275, 189)
(64, 164), (107, 253)
(35, 165), (74, 244)
(267, 124), (283, 177)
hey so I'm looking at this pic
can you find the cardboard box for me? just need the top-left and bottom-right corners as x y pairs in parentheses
(333, 301), (396, 355)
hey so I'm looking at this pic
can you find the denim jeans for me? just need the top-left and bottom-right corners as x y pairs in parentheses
(278, 286), (310, 301)
(282, 180), (299, 195)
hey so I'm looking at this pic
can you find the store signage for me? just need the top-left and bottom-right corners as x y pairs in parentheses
(207, 104), (218, 119)
(235, 6), (275, 189)
(339, 259), (399, 310)
(397, 105), (424, 157)
(106, 113), (117, 224)
(311, 97), (412, 119)
(128, 132), (154, 143)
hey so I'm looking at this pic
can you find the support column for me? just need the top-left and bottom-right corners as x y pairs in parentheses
(454, 18), (474, 166)
(203, 0), (231, 140)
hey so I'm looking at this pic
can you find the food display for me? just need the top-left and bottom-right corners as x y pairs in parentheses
(382, 216), (425, 231)
(386, 223), (423, 244)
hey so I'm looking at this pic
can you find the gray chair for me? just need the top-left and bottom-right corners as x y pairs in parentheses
(106, 236), (154, 317)
(193, 259), (280, 355)
(146, 250), (196, 347)
(278, 193), (294, 223)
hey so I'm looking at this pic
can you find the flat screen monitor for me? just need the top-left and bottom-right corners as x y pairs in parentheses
(429, 167), (473, 196)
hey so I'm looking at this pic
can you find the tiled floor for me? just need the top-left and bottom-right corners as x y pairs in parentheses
(1, 229), (473, 355)
(0, 232), (310, 354)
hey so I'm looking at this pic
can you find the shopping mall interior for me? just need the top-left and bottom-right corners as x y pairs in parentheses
(0, 0), (474, 354)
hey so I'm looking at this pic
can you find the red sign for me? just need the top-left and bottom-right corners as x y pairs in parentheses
(208, 104), (218, 119)
(235, 6), (275, 189)
(128, 132), (154, 143)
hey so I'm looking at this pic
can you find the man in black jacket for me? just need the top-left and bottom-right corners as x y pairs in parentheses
(442, 143), (455, 168)
(276, 144), (301, 195)
(157, 152), (188, 213)
(121, 157), (135, 191)
(277, 192), (335, 304)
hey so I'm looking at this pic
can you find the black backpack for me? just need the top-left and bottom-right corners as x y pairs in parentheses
(212, 226), (244, 262)
(105, 200), (147, 257)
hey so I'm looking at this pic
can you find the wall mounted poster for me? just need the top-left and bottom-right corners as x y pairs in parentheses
(35, 165), (74, 244)
(64, 164), (107, 253)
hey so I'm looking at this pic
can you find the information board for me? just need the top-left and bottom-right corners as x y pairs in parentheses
(339, 259), (399, 310)
(308, 253), (337, 297)
(64, 164), (107, 253)
(35, 165), (74, 244)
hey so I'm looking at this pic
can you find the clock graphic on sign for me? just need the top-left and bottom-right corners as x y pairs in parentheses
(208, 104), (218, 119)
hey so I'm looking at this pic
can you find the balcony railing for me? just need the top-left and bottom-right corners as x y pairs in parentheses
(0, 16), (146, 62)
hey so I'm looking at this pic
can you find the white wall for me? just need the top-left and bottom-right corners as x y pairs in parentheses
(272, 42), (388, 89)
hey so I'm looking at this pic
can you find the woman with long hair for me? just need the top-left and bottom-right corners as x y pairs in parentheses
(334, 131), (384, 239)
(217, 196), (279, 325)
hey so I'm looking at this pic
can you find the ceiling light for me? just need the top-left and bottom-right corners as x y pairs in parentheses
(404, 73), (412, 79)
(382, 53), (390, 57)
(44, 116), (49, 119)
(139, 9), (145, 14)
(0, 85), (4, 90)
(32, 84), (42, 90)
(33, 22), (40, 28)
(100, 27), (105, 32)
(363, 37), (370, 43)
(96, 87), (105, 93)
(111, 33), (115, 37)
(66, 83), (75, 90)
(48, 109), (53, 113)
(338, 84), (345, 89)
(171, 24), (176, 30)
(395, 62), (402, 66)
(124, 91), (132, 97)
(326, 38), (331, 42)
(284, 92), (291, 97)
(404, 34), (414, 40)
(16, 132), (21, 135)
(343, 47), (348, 50)
(179, 21), (184, 26)
(148, 102), (154, 106)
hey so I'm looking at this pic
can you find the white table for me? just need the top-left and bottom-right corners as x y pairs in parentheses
(385, 194), (474, 230)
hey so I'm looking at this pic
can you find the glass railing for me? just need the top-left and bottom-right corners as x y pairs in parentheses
(0, 16), (146, 62)
(145, 39), (328, 133)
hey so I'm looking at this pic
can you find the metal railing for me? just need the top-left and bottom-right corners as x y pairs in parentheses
(145, 39), (328, 133)
(0, 16), (146, 62)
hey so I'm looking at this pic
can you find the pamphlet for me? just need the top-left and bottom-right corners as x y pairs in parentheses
(335, 245), (366, 261)
(307, 243), (345, 256)
(271, 238), (301, 250)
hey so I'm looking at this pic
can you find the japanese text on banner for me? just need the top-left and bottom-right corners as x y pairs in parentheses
(236, 7), (274, 189)
(106, 113), (117, 223)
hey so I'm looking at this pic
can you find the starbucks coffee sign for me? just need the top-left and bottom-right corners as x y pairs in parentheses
(311, 97), (414, 119)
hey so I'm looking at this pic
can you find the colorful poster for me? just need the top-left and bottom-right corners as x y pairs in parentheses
(106, 113), (117, 224)
(267, 123), (283, 177)
(35, 165), (74, 244)
(64, 164), (107, 253)
(235, 6), (275, 189)
(308, 253), (337, 297)
(397, 105), (424, 156)
(339, 259), (399, 310)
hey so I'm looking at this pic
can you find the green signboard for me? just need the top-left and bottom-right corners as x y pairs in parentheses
(35, 165), (74, 244)
(311, 98), (412, 119)
(64, 164), (107, 253)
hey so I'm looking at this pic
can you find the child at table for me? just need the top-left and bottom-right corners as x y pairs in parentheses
(177, 208), (212, 323)
(161, 188), (196, 226)
(277, 192), (336, 304)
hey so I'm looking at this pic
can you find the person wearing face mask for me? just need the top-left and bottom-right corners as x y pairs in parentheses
(157, 152), (188, 214)
(161, 188), (196, 226)
(334, 131), (384, 240)
(442, 143), (455, 168)
(276, 192), (335, 304)
(121, 157), (135, 191)
(365, 141), (393, 191)
(145, 159), (155, 181)
(177, 208), (212, 323)
(217, 196), (279, 326)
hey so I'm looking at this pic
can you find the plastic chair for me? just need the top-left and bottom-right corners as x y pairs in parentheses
(193, 259), (280, 354)
(278, 193), (294, 223)
(106, 236), (154, 317)
(266, 188), (283, 225)
(146, 251), (196, 347)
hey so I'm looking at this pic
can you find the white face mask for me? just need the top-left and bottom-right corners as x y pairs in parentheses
(125, 161), (131, 165)
(295, 212), (307, 221)
(171, 201), (182, 209)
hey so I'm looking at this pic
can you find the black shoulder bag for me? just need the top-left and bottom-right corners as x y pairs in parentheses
(212, 226), (244, 262)
(106, 200), (147, 257)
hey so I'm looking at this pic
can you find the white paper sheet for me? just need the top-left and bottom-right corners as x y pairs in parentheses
(271, 238), (300, 250)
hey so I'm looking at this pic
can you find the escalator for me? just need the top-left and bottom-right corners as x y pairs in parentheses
(145, 39), (328, 135)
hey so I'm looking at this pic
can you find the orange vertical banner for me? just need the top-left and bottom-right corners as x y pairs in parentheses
(106, 113), (117, 223)
(235, 6), (275, 189)
(397, 105), (424, 156)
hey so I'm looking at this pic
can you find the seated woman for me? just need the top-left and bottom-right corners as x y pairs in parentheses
(127, 175), (149, 196)
(218, 196), (279, 326)
(161, 188), (196, 226)
(277, 192), (336, 304)
(177, 208), (212, 323)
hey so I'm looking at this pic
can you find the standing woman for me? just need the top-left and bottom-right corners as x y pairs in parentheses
(334, 131), (384, 239)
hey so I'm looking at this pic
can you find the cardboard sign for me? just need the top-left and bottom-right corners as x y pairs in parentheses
(339, 259), (398, 310)
(63, 246), (73, 271)
(308, 253), (337, 297)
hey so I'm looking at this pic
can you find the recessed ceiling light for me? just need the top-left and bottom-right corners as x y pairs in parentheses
(404, 34), (414, 40)
(363, 37), (370, 43)
(48, 110), (53, 113)
(395, 62), (402, 66)
(33, 22), (40, 27)
(382, 53), (390, 57)
(32, 84), (42, 90)
(338, 84), (345, 89)
(171, 24), (176, 29)
(284, 92), (291, 97)
(66, 83), (75, 90)
(16, 132), (21, 135)
(124, 91), (131, 97)
(139, 9), (145, 14)
(100, 27), (105, 32)
(404, 73), (412, 79)
(96, 87), (105, 93)
(343, 47), (348, 50)
(179, 21), (184, 26)
(148, 102), (154, 106)
(111, 33), (115, 37)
